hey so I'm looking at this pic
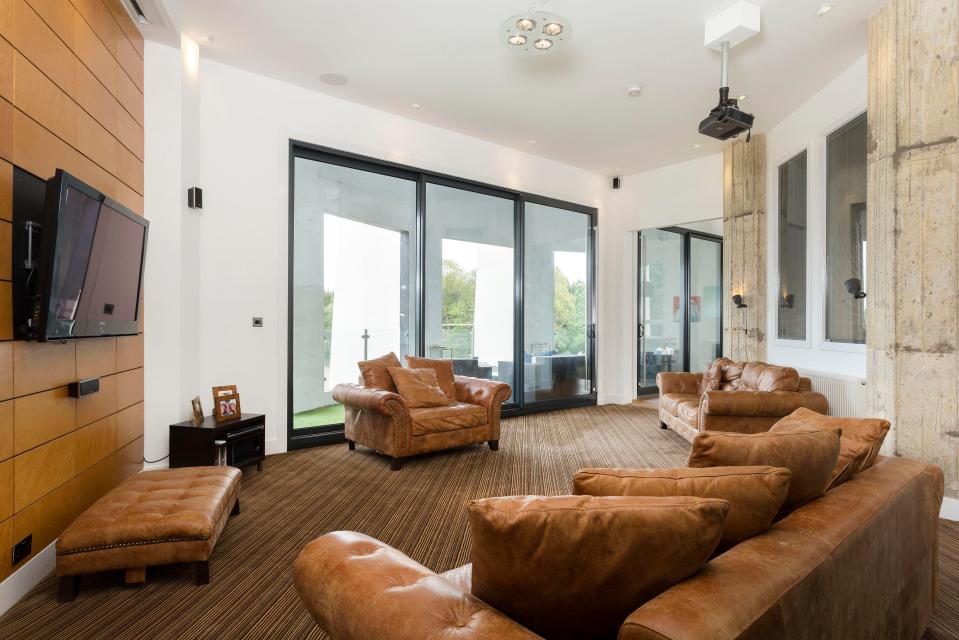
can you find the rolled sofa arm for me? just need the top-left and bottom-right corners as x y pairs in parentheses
(454, 376), (512, 409)
(701, 390), (829, 418)
(332, 383), (408, 415)
(656, 372), (703, 395)
(293, 531), (542, 640)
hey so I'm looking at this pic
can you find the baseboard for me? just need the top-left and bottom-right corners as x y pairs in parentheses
(597, 393), (631, 405)
(942, 497), (959, 522)
(0, 541), (55, 617)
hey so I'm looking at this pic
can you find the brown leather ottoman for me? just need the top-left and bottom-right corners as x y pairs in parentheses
(56, 466), (242, 602)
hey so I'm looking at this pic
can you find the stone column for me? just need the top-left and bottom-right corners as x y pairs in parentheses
(723, 134), (767, 363)
(867, 0), (959, 498)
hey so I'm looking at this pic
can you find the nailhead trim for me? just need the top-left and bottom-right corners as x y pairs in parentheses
(59, 535), (210, 556)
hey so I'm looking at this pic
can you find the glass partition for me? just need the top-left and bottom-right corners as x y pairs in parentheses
(524, 202), (592, 403)
(638, 229), (685, 392)
(688, 237), (722, 372)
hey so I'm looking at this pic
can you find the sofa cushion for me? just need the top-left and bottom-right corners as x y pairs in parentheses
(688, 428), (840, 516)
(771, 407), (890, 473)
(387, 367), (450, 409)
(719, 360), (745, 390)
(572, 466), (791, 552)
(740, 362), (801, 392)
(468, 495), (728, 640)
(409, 402), (487, 435)
(358, 352), (402, 392)
(677, 400), (700, 427)
(660, 393), (699, 417)
(405, 356), (457, 401)
(701, 358), (730, 393)
(826, 441), (870, 490)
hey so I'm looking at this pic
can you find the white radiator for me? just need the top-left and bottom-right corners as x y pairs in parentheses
(797, 369), (867, 417)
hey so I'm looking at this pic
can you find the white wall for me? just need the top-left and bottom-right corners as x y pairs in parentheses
(765, 56), (867, 379)
(144, 42), (610, 455)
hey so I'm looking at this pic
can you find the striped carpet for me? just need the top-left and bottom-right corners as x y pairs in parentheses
(0, 403), (956, 639)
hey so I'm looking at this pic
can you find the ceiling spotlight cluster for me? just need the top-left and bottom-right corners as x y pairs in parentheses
(500, 10), (571, 54)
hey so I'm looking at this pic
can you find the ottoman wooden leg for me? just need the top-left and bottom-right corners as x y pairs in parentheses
(124, 567), (146, 585)
(230, 499), (241, 516)
(347, 440), (355, 451)
(195, 561), (210, 585)
(488, 439), (499, 451)
(660, 421), (667, 429)
(390, 457), (403, 471)
(58, 576), (80, 602)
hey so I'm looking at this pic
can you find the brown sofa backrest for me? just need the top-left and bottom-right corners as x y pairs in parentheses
(713, 360), (801, 393)
(619, 457), (944, 640)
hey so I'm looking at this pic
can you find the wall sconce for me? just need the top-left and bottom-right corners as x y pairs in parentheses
(731, 294), (747, 309)
(780, 293), (795, 309)
(843, 278), (867, 299)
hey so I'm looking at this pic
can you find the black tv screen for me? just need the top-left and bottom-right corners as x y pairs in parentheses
(36, 170), (148, 341)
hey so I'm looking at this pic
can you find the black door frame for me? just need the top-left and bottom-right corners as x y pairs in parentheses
(636, 226), (723, 397)
(288, 140), (598, 450)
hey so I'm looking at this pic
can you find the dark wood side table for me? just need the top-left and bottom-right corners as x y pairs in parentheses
(169, 413), (266, 471)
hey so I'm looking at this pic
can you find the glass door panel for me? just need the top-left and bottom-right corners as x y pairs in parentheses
(638, 230), (685, 393)
(524, 202), (592, 403)
(689, 237), (723, 372)
(424, 183), (515, 391)
(292, 158), (416, 431)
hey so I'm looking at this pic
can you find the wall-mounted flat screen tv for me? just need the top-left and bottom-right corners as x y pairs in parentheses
(34, 170), (149, 341)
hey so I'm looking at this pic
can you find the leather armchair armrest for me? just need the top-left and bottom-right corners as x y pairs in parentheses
(294, 531), (542, 640)
(656, 372), (703, 395)
(332, 383), (408, 415)
(701, 390), (829, 418)
(454, 376), (512, 409)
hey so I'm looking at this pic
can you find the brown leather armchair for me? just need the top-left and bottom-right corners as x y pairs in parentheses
(657, 360), (828, 442)
(332, 376), (511, 470)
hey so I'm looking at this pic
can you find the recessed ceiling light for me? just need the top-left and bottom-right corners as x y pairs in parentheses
(626, 85), (643, 98)
(693, 143), (702, 149)
(528, 139), (537, 145)
(543, 22), (563, 36)
(508, 34), (527, 46)
(816, 4), (834, 16)
(319, 72), (349, 86)
(411, 103), (421, 109)
(533, 38), (553, 50)
(517, 18), (536, 31)
(737, 94), (747, 101)
(199, 34), (215, 45)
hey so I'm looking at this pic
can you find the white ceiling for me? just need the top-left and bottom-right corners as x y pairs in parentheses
(149, 0), (882, 176)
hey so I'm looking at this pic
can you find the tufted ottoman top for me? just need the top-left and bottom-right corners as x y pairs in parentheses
(58, 467), (242, 556)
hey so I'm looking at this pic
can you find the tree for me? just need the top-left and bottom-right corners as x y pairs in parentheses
(553, 268), (586, 354)
(442, 260), (476, 357)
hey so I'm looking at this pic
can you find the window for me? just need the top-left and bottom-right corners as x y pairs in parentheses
(825, 113), (867, 344)
(777, 151), (807, 341)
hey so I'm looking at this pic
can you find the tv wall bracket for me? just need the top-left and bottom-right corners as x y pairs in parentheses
(23, 221), (42, 270)
(12, 167), (48, 340)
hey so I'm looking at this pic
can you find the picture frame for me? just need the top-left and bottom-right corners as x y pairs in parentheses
(212, 384), (238, 398)
(190, 396), (204, 427)
(213, 392), (241, 422)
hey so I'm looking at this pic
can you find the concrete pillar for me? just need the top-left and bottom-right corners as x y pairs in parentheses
(722, 134), (767, 362)
(867, 0), (959, 498)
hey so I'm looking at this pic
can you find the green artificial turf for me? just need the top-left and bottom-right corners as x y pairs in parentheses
(293, 403), (346, 429)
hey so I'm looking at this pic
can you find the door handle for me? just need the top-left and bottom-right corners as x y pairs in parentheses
(638, 324), (645, 339)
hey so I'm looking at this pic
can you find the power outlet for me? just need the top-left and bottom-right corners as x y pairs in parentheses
(12, 534), (31, 565)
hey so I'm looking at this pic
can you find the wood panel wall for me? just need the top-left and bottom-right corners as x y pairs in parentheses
(867, 0), (959, 499)
(0, 0), (144, 581)
(722, 134), (767, 363)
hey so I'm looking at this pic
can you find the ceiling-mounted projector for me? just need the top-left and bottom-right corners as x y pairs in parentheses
(699, 41), (754, 141)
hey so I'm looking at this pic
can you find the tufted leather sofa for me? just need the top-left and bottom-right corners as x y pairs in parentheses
(293, 456), (943, 640)
(332, 376), (511, 470)
(657, 359), (828, 442)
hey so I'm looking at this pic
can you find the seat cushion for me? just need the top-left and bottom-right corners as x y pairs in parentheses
(688, 428), (840, 516)
(573, 466), (791, 553)
(409, 402), (487, 435)
(58, 467), (241, 554)
(677, 400), (700, 427)
(405, 356), (457, 401)
(358, 352), (402, 392)
(468, 495), (728, 640)
(387, 366), (450, 408)
(771, 407), (890, 473)
(660, 393), (699, 417)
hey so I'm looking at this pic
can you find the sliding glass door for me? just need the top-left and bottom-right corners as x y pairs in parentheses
(290, 143), (597, 448)
(524, 202), (593, 403)
(425, 182), (515, 390)
(290, 156), (417, 444)
(637, 227), (722, 396)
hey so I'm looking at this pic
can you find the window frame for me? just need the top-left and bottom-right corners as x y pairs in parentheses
(772, 147), (812, 349)
(287, 140), (598, 450)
